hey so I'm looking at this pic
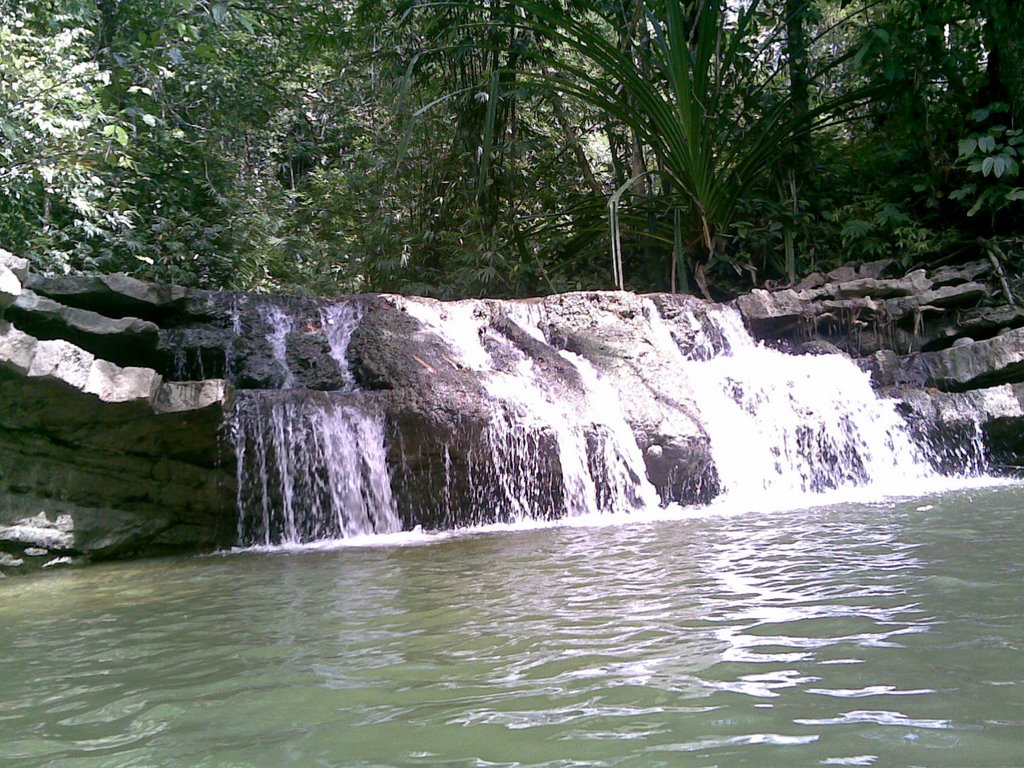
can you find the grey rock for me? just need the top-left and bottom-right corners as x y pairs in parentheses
(42, 556), (75, 568)
(24, 272), (188, 320)
(904, 327), (1024, 391)
(794, 272), (826, 290)
(0, 517), (73, 550)
(0, 248), (30, 281)
(6, 289), (161, 368)
(539, 292), (719, 505)
(0, 553), (24, 567)
(736, 288), (806, 335)
(1, 326), (161, 405)
(84, 359), (161, 404)
(23, 547), (48, 557)
(0, 264), (21, 310)
(827, 266), (858, 282)
(952, 337), (975, 348)
(930, 260), (991, 288)
(918, 282), (987, 308)
(285, 328), (347, 390)
(0, 321), (39, 374)
(834, 271), (933, 299)
(858, 259), (897, 280)
(893, 383), (1024, 473)
(797, 340), (844, 356)
(153, 379), (228, 414)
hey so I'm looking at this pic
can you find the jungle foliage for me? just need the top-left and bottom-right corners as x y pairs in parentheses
(1, 0), (1021, 297)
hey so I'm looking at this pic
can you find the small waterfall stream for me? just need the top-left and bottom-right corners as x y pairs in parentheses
(671, 305), (936, 503)
(231, 301), (399, 545)
(228, 293), (978, 547)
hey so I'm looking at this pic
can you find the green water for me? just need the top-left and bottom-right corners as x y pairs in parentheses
(1, 486), (1022, 767)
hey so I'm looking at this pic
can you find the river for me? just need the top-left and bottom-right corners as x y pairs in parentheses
(1, 485), (1022, 767)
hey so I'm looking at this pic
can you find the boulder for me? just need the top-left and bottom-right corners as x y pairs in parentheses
(930, 260), (991, 287)
(905, 328), (1024, 391)
(0, 248), (30, 282)
(735, 288), (807, 335)
(893, 384), (1024, 473)
(827, 265), (858, 282)
(0, 265), (21, 311)
(857, 258), (897, 280)
(539, 291), (719, 505)
(918, 282), (988, 308)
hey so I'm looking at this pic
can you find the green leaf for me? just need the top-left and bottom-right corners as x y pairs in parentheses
(972, 108), (991, 122)
(1006, 189), (1024, 202)
(141, 114), (157, 127)
(982, 156), (996, 176)
(958, 138), (978, 158)
(212, 2), (228, 24)
(978, 135), (996, 153)
(114, 125), (129, 146)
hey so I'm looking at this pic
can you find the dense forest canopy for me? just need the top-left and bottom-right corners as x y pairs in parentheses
(1, 0), (1021, 298)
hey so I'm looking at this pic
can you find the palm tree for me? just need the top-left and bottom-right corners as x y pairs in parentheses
(514, 0), (866, 296)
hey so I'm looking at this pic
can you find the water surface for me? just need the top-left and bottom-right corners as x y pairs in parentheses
(1, 486), (1022, 767)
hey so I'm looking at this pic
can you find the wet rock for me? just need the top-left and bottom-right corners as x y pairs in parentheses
(0, 512), (74, 551)
(540, 292), (719, 505)
(284, 328), (346, 390)
(0, 553), (24, 568)
(893, 384), (1024, 473)
(42, 556), (75, 568)
(797, 340), (844, 356)
(910, 328), (1024, 391)
(23, 547), (48, 557)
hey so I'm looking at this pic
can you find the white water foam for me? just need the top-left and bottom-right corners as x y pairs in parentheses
(320, 302), (362, 391)
(257, 303), (296, 389)
(233, 396), (399, 545)
(403, 296), (658, 518)
(655, 304), (943, 507)
(233, 301), (398, 545)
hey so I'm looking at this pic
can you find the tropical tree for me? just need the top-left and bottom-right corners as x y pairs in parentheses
(495, 0), (875, 295)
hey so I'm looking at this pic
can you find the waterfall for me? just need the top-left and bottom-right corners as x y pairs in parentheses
(668, 304), (938, 503)
(401, 297), (659, 520)
(228, 293), (983, 547)
(231, 301), (399, 546)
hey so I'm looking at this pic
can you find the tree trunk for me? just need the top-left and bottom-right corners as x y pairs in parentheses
(785, 0), (811, 169)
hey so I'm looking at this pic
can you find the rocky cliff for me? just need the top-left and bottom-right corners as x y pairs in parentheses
(1, 248), (1022, 574)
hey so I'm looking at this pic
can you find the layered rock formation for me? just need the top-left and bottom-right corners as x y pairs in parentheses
(0, 250), (233, 574)
(1, 245), (1022, 575)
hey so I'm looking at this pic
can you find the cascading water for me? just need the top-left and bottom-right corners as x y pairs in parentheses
(665, 303), (941, 503)
(231, 300), (399, 545)
(401, 298), (659, 520)
(228, 292), (988, 547)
